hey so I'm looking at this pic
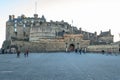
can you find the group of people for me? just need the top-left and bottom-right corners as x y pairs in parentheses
(65, 48), (85, 54)
(17, 48), (29, 58)
(75, 48), (86, 54)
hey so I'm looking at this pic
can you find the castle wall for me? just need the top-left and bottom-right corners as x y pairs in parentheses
(10, 37), (90, 53)
(87, 45), (119, 53)
(30, 26), (56, 42)
(6, 22), (15, 41)
(98, 36), (113, 43)
(11, 41), (66, 52)
(46, 41), (66, 52)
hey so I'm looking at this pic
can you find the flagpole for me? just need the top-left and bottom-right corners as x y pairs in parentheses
(72, 20), (73, 34)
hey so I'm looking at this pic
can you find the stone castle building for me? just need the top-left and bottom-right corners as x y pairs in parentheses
(2, 14), (114, 52)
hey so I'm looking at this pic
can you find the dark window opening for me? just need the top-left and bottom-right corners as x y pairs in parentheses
(15, 32), (17, 36)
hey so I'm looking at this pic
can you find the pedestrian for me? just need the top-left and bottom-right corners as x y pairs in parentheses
(79, 48), (82, 54)
(2, 48), (5, 54)
(24, 48), (29, 57)
(75, 49), (77, 53)
(17, 49), (20, 58)
(102, 50), (105, 54)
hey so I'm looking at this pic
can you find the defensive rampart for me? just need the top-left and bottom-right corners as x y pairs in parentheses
(87, 44), (119, 53)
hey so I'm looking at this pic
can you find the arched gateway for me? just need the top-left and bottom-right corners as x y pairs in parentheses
(64, 34), (90, 52)
(69, 44), (75, 51)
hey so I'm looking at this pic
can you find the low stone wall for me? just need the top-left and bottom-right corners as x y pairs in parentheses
(87, 44), (119, 53)
(9, 38), (90, 53)
(46, 42), (66, 52)
(11, 41), (66, 53)
(9, 41), (120, 53)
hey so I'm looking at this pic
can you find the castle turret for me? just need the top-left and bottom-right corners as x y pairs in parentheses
(100, 30), (102, 34)
(34, 14), (38, 18)
(94, 31), (97, 35)
(9, 15), (12, 21)
(21, 14), (25, 19)
(79, 28), (82, 34)
(109, 29), (111, 35)
(10, 15), (15, 20)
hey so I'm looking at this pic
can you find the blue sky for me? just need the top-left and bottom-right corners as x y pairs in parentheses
(0, 0), (120, 48)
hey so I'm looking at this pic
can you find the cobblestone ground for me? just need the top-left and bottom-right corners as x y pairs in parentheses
(0, 52), (120, 80)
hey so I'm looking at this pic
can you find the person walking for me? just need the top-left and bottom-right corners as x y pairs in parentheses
(2, 48), (5, 54)
(24, 48), (29, 57)
(79, 48), (82, 54)
(17, 49), (20, 58)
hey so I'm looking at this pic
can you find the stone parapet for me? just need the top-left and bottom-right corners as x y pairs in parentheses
(87, 44), (119, 53)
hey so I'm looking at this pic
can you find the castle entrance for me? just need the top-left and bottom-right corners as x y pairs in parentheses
(69, 44), (75, 51)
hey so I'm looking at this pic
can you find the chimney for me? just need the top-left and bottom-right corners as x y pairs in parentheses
(9, 15), (12, 21)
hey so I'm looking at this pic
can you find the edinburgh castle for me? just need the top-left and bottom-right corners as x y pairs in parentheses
(2, 14), (114, 53)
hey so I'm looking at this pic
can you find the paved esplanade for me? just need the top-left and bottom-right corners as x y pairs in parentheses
(0, 53), (120, 80)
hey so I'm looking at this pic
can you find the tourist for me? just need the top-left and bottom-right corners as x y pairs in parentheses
(79, 48), (82, 54)
(24, 48), (29, 57)
(17, 49), (20, 57)
(102, 50), (104, 54)
(2, 48), (4, 54)
(75, 49), (77, 53)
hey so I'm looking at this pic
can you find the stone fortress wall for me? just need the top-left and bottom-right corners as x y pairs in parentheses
(87, 44), (119, 53)
(10, 34), (90, 53)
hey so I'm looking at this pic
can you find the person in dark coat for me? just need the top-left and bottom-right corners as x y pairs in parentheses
(75, 49), (77, 53)
(79, 48), (82, 54)
(2, 48), (5, 54)
(102, 50), (105, 54)
(17, 49), (20, 58)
